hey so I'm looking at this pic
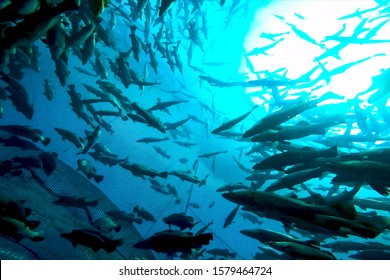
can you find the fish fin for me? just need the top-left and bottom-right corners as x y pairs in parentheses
(114, 225), (122, 233)
(94, 175), (104, 183)
(305, 239), (320, 246)
(368, 183), (390, 196)
(296, 120), (310, 126)
(331, 200), (356, 220)
(89, 200), (99, 207)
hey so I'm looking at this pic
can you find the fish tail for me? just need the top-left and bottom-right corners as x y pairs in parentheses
(31, 231), (45, 242)
(104, 239), (123, 253)
(42, 137), (51, 146)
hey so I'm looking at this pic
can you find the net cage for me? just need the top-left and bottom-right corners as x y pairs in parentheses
(0, 144), (155, 260)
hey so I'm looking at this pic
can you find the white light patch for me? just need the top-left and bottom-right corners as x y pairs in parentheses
(242, 0), (390, 101)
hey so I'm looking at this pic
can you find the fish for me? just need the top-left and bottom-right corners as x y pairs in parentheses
(241, 228), (316, 247)
(323, 160), (390, 196)
(60, 229), (122, 253)
(92, 143), (117, 158)
(77, 159), (104, 183)
(206, 248), (237, 259)
(252, 145), (337, 172)
(148, 99), (188, 113)
(223, 204), (240, 228)
(133, 206), (156, 222)
(267, 241), (336, 260)
(1, 73), (34, 119)
(169, 170), (207, 185)
(120, 162), (168, 179)
(0, 216), (44, 242)
(137, 137), (169, 143)
(163, 213), (199, 230)
(88, 152), (128, 167)
(213, 105), (259, 135)
(133, 230), (212, 256)
(147, 43), (159, 74)
(349, 250), (390, 260)
(43, 79), (55, 101)
(216, 183), (250, 192)
(53, 195), (99, 209)
(239, 212), (263, 225)
(265, 167), (325, 192)
(243, 100), (318, 138)
(0, 0), (79, 50)
(54, 128), (85, 150)
(198, 150), (228, 158)
(131, 102), (166, 133)
(38, 152), (58, 175)
(174, 140), (197, 148)
(106, 210), (143, 225)
(195, 221), (213, 236)
(0, 135), (39, 150)
(354, 198), (390, 212)
(152, 145), (171, 159)
(129, 25), (141, 62)
(79, 126), (101, 154)
(0, 125), (50, 146)
(159, 0), (176, 17)
(93, 217), (121, 233)
(222, 190), (356, 223)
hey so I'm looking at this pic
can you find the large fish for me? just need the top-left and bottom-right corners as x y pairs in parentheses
(267, 241), (336, 260)
(60, 229), (122, 253)
(212, 105), (258, 134)
(222, 190), (356, 222)
(133, 230), (212, 256)
(243, 100), (317, 138)
(120, 162), (168, 179)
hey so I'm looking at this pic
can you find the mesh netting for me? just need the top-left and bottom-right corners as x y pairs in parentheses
(0, 145), (155, 260)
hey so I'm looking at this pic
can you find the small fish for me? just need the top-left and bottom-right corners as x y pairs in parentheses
(223, 204), (240, 228)
(133, 206), (156, 222)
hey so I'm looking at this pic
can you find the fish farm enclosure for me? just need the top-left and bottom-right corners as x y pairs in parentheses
(1, 0), (390, 260)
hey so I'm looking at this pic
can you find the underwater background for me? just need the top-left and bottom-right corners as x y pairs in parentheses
(1, 0), (390, 260)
